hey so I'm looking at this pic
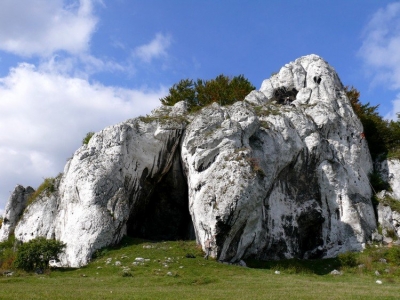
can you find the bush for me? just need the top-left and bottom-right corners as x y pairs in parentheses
(13, 237), (66, 272)
(338, 251), (358, 268)
(385, 247), (400, 265)
(82, 131), (95, 145)
(27, 177), (56, 205)
(0, 236), (16, 270)
(160, 74), (255, 112)
(0, 217), (3, 229)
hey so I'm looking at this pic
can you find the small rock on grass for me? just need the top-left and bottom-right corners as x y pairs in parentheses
(330, 270), (342, 275)
(376, 280), (383, 284)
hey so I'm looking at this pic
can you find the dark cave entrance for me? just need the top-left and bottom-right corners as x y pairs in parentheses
(126, 151), (195, 241)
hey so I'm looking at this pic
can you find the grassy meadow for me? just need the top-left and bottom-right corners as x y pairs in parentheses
(1, 237), (400, 299)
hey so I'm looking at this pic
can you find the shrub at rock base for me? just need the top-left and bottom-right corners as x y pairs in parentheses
(14, 237), (66, 272)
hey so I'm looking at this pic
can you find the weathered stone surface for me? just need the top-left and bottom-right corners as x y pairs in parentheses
(376, 159), (400, 200)
(2, 54), (377, 267)
(182, 54), (375, 261)
(0, 185), (34, 242)
(15, 114), (187, 267)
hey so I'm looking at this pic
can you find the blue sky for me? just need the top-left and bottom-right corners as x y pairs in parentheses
(1, 0), (400, 213)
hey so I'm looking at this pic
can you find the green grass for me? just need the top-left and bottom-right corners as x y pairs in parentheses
(1, 238), (400, 299)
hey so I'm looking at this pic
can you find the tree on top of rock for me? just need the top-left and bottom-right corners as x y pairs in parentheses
(160, 74), (255, 112)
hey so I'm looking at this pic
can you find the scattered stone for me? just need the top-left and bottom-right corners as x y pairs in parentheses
(135, 257), (145, 262)
(106, 258), (112, 264)
(383, 237), (393, 246)
(179, 266), (184, 269)
(376, 280), (383, 285)
(3, 271), (13, 277)
(375, 270), (380, 276)
(274, 270), (280, 275)
(115, 261), (122, 266)
(167, 272), (173, 276)
(330, 270), (342, 275)
(379, 258), (387, 264)
(238, 260), (247, 267)
(97, 266), (102, 269)
(384, 269), (390, 273)
(358, 264), (365, 269)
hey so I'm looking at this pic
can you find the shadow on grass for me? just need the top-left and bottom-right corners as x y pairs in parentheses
(245, 257), (341, 275)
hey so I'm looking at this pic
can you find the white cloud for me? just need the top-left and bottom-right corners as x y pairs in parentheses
(0, 62), (167, 210)
(133, 33), (172, 63)
(0, 0), (97, 57)
(359, 2), (400, 89)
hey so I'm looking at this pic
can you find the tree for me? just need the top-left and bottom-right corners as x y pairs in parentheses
(160, 74), (255, 112)
(14, 237), (66, 271)
(82, 131), (95, 145)
(346, 86), (400, 161)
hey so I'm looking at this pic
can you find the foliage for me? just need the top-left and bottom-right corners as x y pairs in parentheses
(379, 195), (400, 213)
(27, 177), (56, 205)
(160, 74), (255, 112)
(346, 86), (400, 161)
(369, 170), (391, 192)
(13, 237), (65, 272)
(82, 131), (95, 145)
(338, 251), (358, 268)
(0, 236), (16, 270)
(0, 216), (2, 229)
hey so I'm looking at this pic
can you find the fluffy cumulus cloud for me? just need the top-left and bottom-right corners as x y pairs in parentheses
(359, 2), (400, 118)
(0, 0), (97, 57)
(0, 62), (167, 210)
(133, 33), (172, 63)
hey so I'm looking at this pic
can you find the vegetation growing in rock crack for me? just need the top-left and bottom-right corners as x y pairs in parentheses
(13, 237), (66, 272)
(82, 131), (95, 145)
(160, 74), (256, 112)
(27, 173), (62, 205)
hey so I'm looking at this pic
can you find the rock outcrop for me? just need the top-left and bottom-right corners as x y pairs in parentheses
(1, 54), (377, 267)
(0, 185), (33, 241)
(375, 159), (400, 240)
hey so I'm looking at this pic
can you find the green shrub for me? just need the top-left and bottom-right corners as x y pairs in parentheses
(82, 131), (95, 145)
(0, 217), (3, 228)
(13, 237), (66, 272)
(27, 177), (56, 205)
(0, 236), (16, 270)
(385, 247), (400, 265)
(160, 74), (255, 112)
(338, 251), (358, 267)
(369, 170), (391, 192)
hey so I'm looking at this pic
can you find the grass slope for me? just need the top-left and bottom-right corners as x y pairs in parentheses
(1, 237), (400, 299)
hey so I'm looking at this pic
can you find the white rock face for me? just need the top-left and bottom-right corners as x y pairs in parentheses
(376, 159), (400, 200)
(182, 54), (375, 261)
(15, 112), (187, 267)
(0, 185), (33, 242)
(3, 54), (377, 267)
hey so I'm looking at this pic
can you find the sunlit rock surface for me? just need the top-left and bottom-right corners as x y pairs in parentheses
(3, 54), (376, 267)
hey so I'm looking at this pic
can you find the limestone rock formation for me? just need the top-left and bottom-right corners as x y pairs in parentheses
(2, 54), (377, 267)
(375, 159), (400, 240)
(0, 185), (34, 241)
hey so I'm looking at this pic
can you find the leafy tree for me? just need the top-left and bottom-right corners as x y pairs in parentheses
(14, 237), (66, 271)
(82, 131), (95, 145)
(160, 74), (255, 112)
(346, 86), (391, 160)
